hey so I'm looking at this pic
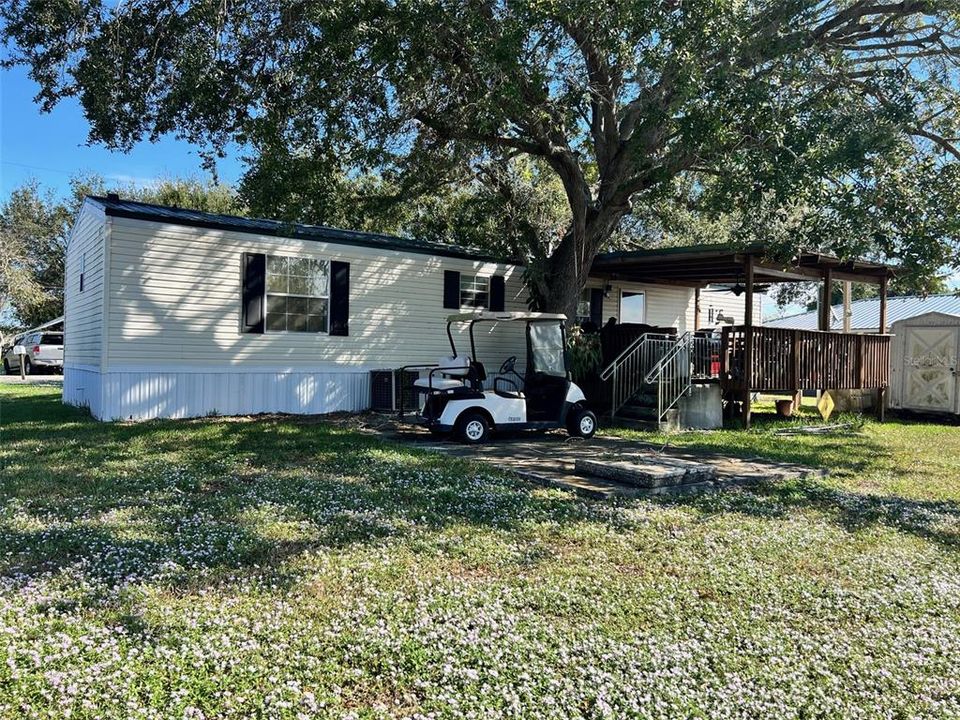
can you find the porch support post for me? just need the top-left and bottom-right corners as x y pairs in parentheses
(819, 268), (833, 332)
(694, 287), (701, 331)
(818, 267), (833, 406)
(742, 256), (755, 429)
(792, 332), (802, 411)
(877, 274), (889, 421)
(878, 275), (888, 334)
(842, 281), (852, 333)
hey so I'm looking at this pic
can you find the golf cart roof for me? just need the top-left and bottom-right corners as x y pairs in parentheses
(446, 311), (567, 323)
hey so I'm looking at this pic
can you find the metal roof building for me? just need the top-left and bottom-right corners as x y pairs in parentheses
(766, 294), (960, 332)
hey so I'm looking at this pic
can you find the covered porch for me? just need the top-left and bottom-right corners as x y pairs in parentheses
(590, 245), (895, 428)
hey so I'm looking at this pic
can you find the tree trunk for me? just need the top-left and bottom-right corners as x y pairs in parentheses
(537, 207), (628, 321)
(540, 235), (585, 320)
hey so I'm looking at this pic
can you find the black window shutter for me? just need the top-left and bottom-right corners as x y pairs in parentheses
(329, 260), (350, 336)
(489, 275), (506, 312)
(443, 270), (461, 309)
(590, 288), (604, 326)
(241, 252), (265, 334)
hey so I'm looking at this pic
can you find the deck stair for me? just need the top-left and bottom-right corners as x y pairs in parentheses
(597, 332), (720, 430)
(609, 382), (679, 430)
(575, 456), (717, 492)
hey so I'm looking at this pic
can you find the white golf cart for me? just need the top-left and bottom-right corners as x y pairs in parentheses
(402, 311), (598, 444)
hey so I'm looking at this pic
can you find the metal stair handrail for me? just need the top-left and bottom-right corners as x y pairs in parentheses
(642, 332), (691, 384)
(644, 332), (694, 423)
(598, 332), (678, 418)
(598, 332), (663, 380)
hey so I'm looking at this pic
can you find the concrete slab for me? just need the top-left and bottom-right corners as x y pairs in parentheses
(576, 456), (717, 488)
(374, 418), (826, 499)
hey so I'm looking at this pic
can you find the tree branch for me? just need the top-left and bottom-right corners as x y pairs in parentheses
(910, 126), (960, 160)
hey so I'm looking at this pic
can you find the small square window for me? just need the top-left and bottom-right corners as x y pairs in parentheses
(264, 254), (330, 333)
(620, 291), (646, 324)
(576, 289), (592, 324)
(459, 274), (490, 309)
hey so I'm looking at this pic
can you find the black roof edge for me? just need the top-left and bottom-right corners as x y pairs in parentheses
(87, 196), (514, 264)
(594, 242), (897, 275)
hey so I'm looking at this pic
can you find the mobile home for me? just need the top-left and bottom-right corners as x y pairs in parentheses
(62, 196), (758, 420)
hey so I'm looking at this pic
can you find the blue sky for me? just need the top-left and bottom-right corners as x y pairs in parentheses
(1, 66), (245, 197)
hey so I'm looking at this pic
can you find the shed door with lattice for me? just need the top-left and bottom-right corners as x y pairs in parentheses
(901, 326), (960, 413)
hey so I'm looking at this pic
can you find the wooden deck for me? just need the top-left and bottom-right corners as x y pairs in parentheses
(721, 325), (891, 393)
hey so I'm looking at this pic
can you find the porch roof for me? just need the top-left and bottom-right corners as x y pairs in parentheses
(590, 244), (896, 286)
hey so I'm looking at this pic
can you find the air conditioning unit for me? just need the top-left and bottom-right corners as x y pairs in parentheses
(370, 369), (419, 412)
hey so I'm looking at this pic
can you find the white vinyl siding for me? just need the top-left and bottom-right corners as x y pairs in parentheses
(103, 217), (529, 369)
(585, 281), (695, 332)
(699, 288), (764, 328)
(63, 202), (107, 367)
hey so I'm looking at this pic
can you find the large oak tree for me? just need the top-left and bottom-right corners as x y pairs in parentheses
(4, 1), (960, 317)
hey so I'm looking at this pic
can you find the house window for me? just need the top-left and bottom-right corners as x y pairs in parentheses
(620, 291), (646, 323)
(460, 274), (490, 308)
(576, 289), (592, 324)
(265, 255), (329, 333)
(79, 253), (86, 292)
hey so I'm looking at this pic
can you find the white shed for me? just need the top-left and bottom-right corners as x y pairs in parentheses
(889, 311), (960, 415)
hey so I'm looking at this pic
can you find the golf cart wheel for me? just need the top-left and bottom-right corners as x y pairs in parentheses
(456, 411), (491, 444)
(568, 407), (598, 439)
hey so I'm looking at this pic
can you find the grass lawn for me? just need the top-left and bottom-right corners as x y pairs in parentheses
(1, 384), (959, 719)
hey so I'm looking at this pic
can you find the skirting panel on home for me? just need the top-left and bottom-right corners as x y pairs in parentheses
(64, 367), (371, 421)
(63, 364), (104, 420)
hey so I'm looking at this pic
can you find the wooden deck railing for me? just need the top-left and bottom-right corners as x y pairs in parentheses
(721, 326), (891, 392)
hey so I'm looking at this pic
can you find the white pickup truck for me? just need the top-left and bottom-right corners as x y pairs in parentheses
(2, 332), (64, 375)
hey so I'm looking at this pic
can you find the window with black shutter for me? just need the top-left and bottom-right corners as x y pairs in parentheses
(329, 261), (350, 336)
(264, 255), (330, 333)
(241, 252), (266, 334)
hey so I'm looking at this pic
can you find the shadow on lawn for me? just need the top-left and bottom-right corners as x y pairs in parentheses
(664, 478), (960, 551)
(1, 388), (958, 603)
(644, 413), (960, 550)
(0, 388), (596, 597)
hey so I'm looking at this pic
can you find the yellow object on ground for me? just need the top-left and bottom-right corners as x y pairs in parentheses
(817, 391), (835, 421)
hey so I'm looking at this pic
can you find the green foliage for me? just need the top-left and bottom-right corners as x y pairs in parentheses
(566, 325), (601, 382)
(0, 181), (72, 329)
(127, 178), (245, 216)
(3, 1), (960, 312)
(240, 152), (570, 260)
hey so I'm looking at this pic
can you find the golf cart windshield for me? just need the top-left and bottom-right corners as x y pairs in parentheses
(528, 322), (567, 377)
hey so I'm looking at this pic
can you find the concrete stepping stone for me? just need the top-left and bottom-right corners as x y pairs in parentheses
(575, 455), (717, 489)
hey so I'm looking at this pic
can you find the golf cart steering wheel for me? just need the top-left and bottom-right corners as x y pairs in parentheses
(499, 356), (517, 375)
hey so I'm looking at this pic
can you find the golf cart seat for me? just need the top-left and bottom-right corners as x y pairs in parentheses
(493, 376), (525, 400)
(437, 354), (471, 377)
(413, 377), (466, 391)
(413, 354), (472, 393)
